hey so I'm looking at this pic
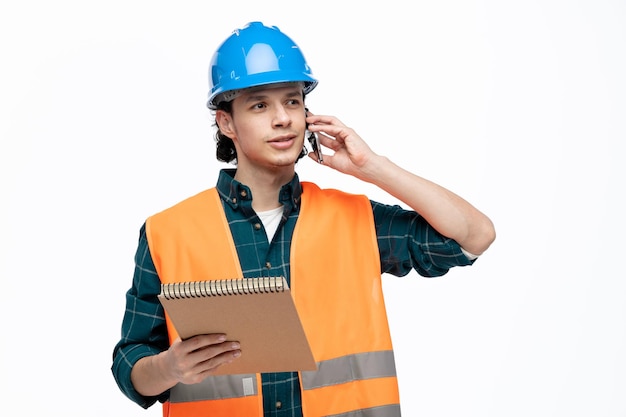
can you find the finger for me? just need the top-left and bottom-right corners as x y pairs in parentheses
(182, 333), (228, 353)
(194, 340), (241, 359)
(306, 114), (346, 127)
(185, 340), (239, 369)
(309, 123), (352, 142)
(203, 344), (242, 365)
(195, 343), (242, 374)
(317, 132), (345, 151)
(179, 346), (242, 384)
(308, 152), (324, 163)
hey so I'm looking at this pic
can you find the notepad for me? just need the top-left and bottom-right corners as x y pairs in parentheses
(158, 276), (317, 375)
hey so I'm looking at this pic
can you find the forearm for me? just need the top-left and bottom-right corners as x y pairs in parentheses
(362, 155), (496, 255)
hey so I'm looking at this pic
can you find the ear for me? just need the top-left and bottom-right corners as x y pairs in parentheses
(216, 110), (236, 140)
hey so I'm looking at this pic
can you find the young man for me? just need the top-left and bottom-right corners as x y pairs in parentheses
(112, 21), (495, 417)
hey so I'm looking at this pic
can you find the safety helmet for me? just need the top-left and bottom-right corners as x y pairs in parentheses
(207, 21), (318, 110)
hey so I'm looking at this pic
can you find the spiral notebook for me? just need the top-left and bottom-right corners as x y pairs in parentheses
(158, 276), (317, 375)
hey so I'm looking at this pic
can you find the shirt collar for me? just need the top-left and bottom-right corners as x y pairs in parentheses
(216, 168), (303, 213)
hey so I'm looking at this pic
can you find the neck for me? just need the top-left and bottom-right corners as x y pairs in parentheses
(234, 166), (294, 212)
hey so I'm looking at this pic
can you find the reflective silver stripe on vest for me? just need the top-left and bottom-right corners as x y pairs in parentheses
(169, 374), (257, 403)
(169, 351), (396, 403)
(326, 404), (402, 417)
(301, 350), (397, 390)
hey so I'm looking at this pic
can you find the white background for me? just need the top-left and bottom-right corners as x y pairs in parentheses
(1, 1), (624, 416)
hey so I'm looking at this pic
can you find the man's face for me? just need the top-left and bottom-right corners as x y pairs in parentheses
(219, 84), (306, 171)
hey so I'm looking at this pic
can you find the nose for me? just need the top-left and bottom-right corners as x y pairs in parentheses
(272, 105), (292, 128)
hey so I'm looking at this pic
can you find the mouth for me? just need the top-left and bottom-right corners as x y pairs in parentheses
(268, 134), (298, 149)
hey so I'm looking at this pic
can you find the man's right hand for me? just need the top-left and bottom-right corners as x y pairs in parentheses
(163, 334), (242, 385)
(131, 333), (241, 396)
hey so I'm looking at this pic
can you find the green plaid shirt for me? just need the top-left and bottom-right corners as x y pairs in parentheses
(112, 169), (474, 416)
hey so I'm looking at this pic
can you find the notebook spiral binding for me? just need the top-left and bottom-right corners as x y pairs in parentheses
(160, 276), (286, 300)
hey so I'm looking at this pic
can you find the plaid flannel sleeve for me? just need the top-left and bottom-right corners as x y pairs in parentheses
(111, 223), (170, 409)
(371, 201), (476, 278)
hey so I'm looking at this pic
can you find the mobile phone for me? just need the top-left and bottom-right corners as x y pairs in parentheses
(307, 130), (323, 164)
(305, 108), (323, 164)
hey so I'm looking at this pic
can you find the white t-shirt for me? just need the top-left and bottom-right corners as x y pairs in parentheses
(257, 206), (284, 241)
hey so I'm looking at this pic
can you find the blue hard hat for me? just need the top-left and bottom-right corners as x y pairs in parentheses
(207, 22), (318, 109)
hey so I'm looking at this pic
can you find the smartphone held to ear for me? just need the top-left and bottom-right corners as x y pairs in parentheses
(307, 130), (323, 164)
(305, 108), (323, 164)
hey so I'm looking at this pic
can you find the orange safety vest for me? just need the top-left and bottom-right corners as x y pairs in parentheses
(146, 182), (401, 417)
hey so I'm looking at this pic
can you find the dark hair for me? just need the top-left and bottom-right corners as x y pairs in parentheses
(214, 100), (237, 163)
(212, 93), (308, 165)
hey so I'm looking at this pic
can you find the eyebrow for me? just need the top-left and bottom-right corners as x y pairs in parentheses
(243, 89), (302, 103)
